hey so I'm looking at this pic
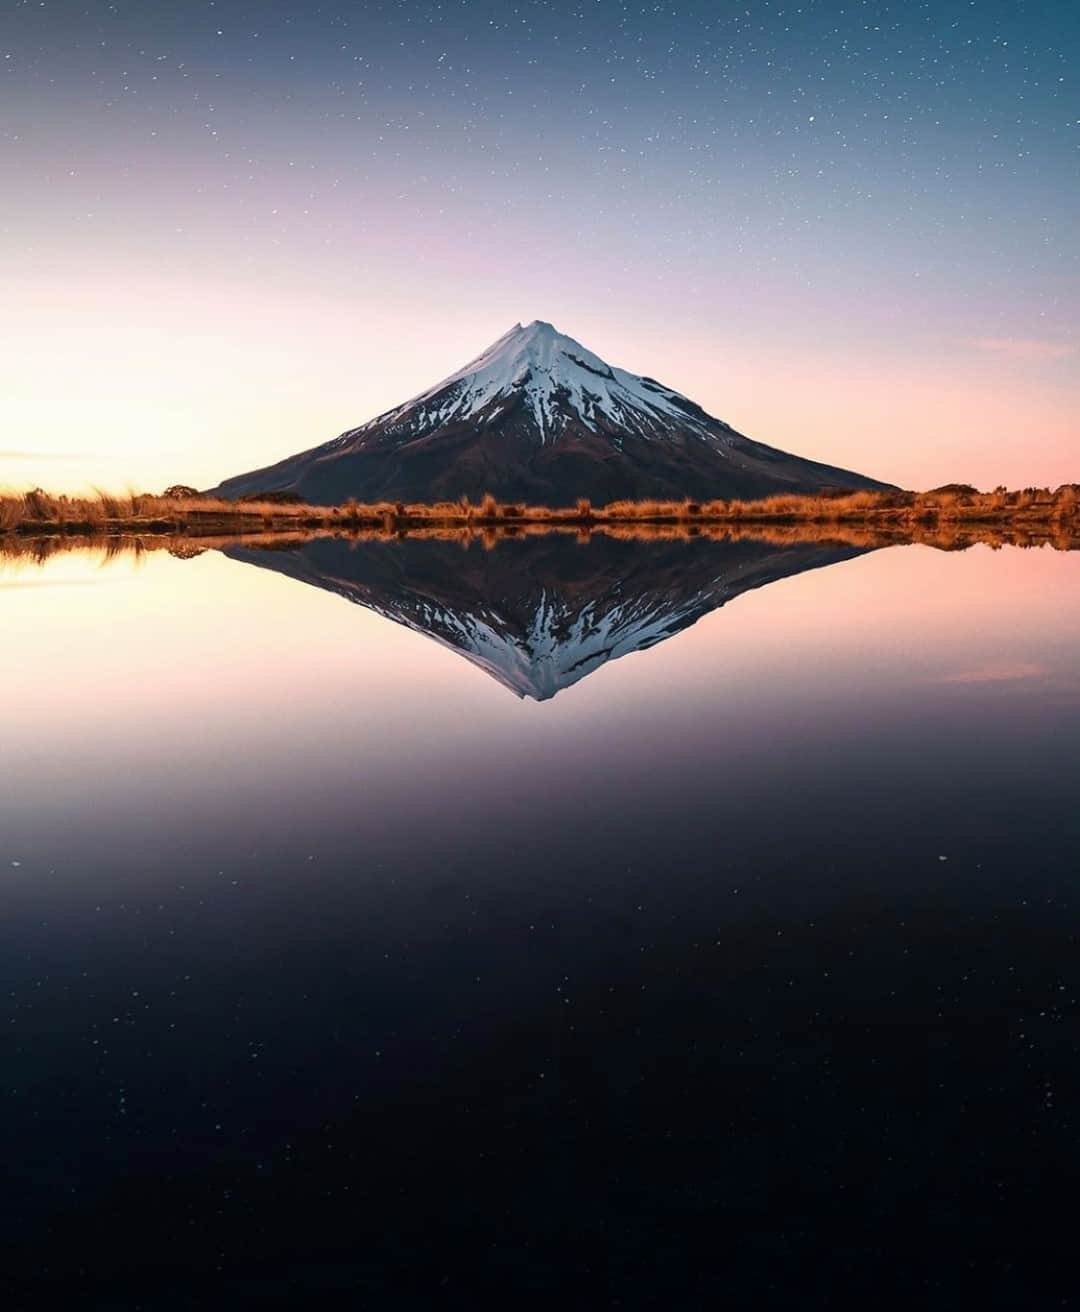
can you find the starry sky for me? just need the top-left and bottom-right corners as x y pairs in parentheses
(3, 0), (1077, 492)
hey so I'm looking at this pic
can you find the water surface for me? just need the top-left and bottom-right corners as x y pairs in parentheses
(3, 536), (1079, 1304)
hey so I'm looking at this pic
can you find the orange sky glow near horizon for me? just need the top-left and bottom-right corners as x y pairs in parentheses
(4, 1), (1076, 499)
(1, 265), (1076, 498)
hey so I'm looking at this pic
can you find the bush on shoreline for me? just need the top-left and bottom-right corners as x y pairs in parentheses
(2, 483), (1078, 538)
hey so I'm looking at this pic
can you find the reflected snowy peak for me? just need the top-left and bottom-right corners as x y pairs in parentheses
(224, 534), (866, 700)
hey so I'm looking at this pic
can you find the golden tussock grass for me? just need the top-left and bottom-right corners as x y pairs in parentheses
(1, 483), (1077, 550)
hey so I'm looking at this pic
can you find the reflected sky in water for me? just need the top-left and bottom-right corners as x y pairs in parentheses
(3, 539), (1076, 878)
(2, 537), (1079, 1303)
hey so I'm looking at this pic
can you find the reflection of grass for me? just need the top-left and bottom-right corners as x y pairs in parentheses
(1, 484), (1078, 551)
(3, 517), (1079, 567)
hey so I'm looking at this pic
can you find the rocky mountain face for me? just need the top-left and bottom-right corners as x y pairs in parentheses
(211, 321), (890, 505)
(223, 533), (868, 700)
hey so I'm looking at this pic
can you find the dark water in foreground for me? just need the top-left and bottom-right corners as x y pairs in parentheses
(3, 535), (1079, 1307)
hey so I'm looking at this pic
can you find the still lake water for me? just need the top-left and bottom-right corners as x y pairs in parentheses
(3, 535), (1079, 1305)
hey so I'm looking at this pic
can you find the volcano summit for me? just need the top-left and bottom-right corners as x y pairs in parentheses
(212, 320), (889, 505)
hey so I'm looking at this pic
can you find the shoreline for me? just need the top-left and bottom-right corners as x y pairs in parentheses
(2, 486), (1077, 545)
(3, 520), (1078, 562)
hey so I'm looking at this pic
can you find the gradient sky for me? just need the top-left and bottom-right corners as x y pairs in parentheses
(3, 0), (1077, 493)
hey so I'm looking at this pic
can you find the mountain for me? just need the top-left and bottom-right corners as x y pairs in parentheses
(210, 320), (890, 506)
(222, 534), (867, 700)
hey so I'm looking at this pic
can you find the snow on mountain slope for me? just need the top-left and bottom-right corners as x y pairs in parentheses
(344, 319), (722, 448)
(210, 319), (891, 505)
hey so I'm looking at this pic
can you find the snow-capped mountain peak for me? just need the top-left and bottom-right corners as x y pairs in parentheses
(353, 318), (718, 446)
(211, 318), (890, 505)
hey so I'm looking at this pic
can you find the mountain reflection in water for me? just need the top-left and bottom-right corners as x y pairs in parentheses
(3, 533), (1080, 1306)
(224, 534), (866, 699)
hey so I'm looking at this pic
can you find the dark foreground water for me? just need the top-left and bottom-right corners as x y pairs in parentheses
(3, 535), (1079, 1307)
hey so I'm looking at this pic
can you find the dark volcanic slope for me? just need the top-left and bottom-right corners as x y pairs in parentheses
(211, 321), (890, 505)
(223, 533), (868, 700)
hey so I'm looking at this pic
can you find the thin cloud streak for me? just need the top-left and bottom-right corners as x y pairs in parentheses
(0, 450), (89, 461)
(965, 338), (1075, 363)
(935, 661), (1047, 685)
